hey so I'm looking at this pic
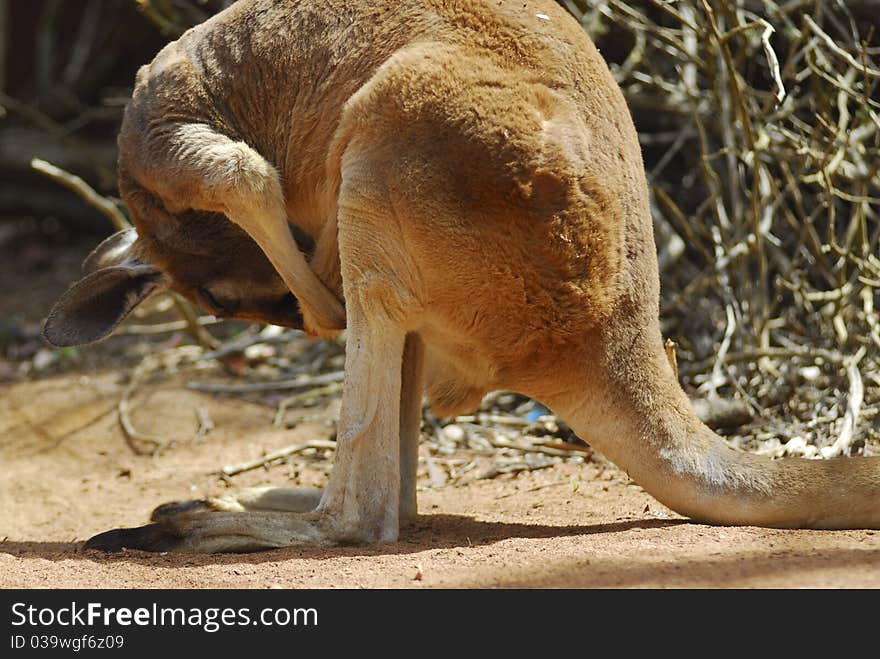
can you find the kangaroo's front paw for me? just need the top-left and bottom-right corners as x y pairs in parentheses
(301, 302), (345, 339)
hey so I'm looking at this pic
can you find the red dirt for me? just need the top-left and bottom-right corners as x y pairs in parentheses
(2, 373), (879, 589)
(2, 234), (878, 589)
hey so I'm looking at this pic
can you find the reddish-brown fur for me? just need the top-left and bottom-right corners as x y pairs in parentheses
(43, 0), (879, 552)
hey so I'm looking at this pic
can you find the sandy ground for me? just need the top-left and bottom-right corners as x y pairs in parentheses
(2, 372), (879, 589)
(1, 231), (878, 589)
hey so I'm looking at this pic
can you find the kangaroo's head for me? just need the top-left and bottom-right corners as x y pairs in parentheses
(42, 175), (308, 347)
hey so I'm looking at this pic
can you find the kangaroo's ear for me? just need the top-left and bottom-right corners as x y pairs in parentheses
(42, 264), (165, 347)
(82, 228), (139, 274)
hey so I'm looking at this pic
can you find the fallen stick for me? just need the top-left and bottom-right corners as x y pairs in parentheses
(539, 440), (593, 454)
(188, 370), (344, 394)
(169, 292), (219, 350)
(119, 316), (223, 336)
(215, 439), (338, 477)
(477, 458), (556, 480)
(690, 396), (753, 430)
(118, 356), (168, 456)
(30, 157), (129, 231)
(273, 382), (344, 426)
(486, 435), (589, 458)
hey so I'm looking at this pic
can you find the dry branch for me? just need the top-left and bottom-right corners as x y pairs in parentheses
(30, 158), (129, 231)
(118, 355), (169, 455)
(215, 439), (338, 477)
(187, 370), (344, 394)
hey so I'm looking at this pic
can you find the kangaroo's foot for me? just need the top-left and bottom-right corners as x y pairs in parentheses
(81, 488), (326, 552)
(83, 510), (341, 553)
(150, 487), (325, 520)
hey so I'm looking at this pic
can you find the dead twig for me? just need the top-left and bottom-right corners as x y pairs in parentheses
(188, 370), (344, 394)
(485, 435), (591, 458)
(273, 382), (344, 426)
(821, 346), (867, 458)
(803, 15), (880, 79)
(118, 316), (224, 336)
(215, 439), (338, 477)
(680, 346), (848, 376)
(169, 293), (219, 350)
(118, 355), (169, 455)
(30, 157), (129, 230)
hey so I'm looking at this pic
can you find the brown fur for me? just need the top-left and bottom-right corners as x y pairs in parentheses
(43, 0), (879, 552)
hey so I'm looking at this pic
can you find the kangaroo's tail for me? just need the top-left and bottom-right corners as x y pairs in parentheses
(558, 325), (880, 529)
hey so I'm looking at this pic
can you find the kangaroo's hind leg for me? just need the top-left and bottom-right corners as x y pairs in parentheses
(399, 333), (425, 522)
(149, 333), (424, 523)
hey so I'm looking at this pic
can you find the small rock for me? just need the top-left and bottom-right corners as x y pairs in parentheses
(442, 424), (465, 442)
(32, 348), (57, 371)
(244, 343), (276, 360)
(783, 436), (819, 458)
(799, 366), (822, 381)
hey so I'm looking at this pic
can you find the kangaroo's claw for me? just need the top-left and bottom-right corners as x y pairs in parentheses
(83, 523), (184, 553)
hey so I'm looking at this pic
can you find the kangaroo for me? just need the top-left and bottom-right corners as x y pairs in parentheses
(43, 0), (879, 552)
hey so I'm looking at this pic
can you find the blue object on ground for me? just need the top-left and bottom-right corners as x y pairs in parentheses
(525, 403), (551, 422)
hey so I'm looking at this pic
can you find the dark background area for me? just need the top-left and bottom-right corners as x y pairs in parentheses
(0, 1), (235, 236)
